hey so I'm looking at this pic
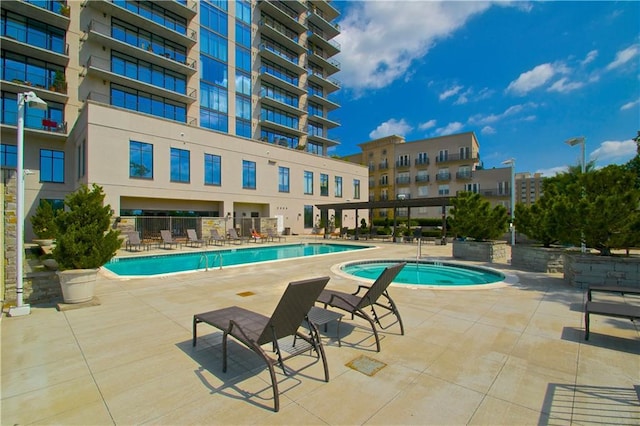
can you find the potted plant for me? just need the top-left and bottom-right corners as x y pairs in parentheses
(52, 70), (66, 93)
(52, 184), (121, 303)
(60, 3), (70, 17)
(30, 200), (58, 247)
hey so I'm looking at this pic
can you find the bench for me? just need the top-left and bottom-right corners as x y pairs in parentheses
(584, 285), (640, 340)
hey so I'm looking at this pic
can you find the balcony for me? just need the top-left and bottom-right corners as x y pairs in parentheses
(161, 0), (198, 19)
(396, 176), (411, 185)
(307, 48), (340, 75)
(435, 172), (451, 181)
(456, 171), (473, 180)
(1, 27), (69, 67)
(1, 1), (70, 29)
(306, 132), (339, 148)
(259, 43), (305, 75)
(307, 91), (340, 111)
(1, 67), (69, 103)
(306, 6), (340, 39)
(308, 113), (340, 129)
(258, 0), (307, 34)
(307, 30), (340, 57)
(378, 162), (389, 170)
(415, 175), (430, 183)
(306, 68), (340, 94)
(85, 20), (197, 75)
(415, 157), (430, 166)
(395, 160), (410, 169)
(259, 71), (305, 96)
(84, 56), (197, 105)
(260, 95), (305, 117)
(479, 189), (511, 197)
(435, 152), (480, 164)
(1, 111), (68, 139)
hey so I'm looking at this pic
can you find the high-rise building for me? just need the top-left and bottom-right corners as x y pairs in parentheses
(344, 132), (513, 219)
(1, 0), (362, 238)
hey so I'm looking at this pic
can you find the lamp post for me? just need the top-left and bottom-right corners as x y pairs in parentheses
(565, 136), (586, 253)
(501, 158), (515, 246)
(9, 92), (48, 317)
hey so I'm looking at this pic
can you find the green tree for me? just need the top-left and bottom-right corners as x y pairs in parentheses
(30, 200), (58, 239)
(53, 184), (121, 270)
(450, 192), (508, 241)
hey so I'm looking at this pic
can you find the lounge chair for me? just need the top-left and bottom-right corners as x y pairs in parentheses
(317, 262), (406, 352)
(125, 231), (150, 251)
(266, 228), (285, 242)
(208, 229), (227, 246)
(584, 285), (640, 340)
(186, 229), (205, 247)
(160, 230), (180, 249)
(227, 228), (245, 244)
(250, 228), (266, 243)
(193, 276), (331, 412)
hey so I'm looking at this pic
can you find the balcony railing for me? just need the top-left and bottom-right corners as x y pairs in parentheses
(456, 171), (473, 180)
(378, 162), (389, 170)
(415, 175), (429, 183)
(2, 110), (67, 134)
(435, 152), (479, 163)
(436, 173), (451, 181)
(396, 160), (410, 168)
(2, 66), (68, 94)
(260, 43), (300, 66)
(415, 157), (429, 166)
(396, 176), (411, 184)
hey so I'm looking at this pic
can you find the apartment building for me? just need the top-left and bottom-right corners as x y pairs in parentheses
(1, 0), (365, 238)
(515, 172), (544, 206)
(344, 132), (513, 219)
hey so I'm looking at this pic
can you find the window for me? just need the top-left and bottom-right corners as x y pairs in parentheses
(77, 139), (86, 179)
(278, 166), (290, 192)
(438, 184), (450, 196)
(304, 205), (313, 228)
(1, 144), (17, 167)
(417, 152), (428, 165)
(397, 154), (410, 167)
(498, 181), (509, 196)
(304, 171), (313, 195)
(438, 149), (448, 162)
(418, 186), (428, 197)
(334, 176), (342, 197)
(353, 179), (360, 199)
(204, 153), (221, 185)
(236, 0), (251, 23)
(129, 141), (153, 179)
(380, 175), (388, 185)
(170, 147), (190, 183)
(320, 173), (329, 196)
(40, 149), (64, 183)
(459, 146), (471, 159)
(242, 160), (256, 189)
(464, 183), (479, 193)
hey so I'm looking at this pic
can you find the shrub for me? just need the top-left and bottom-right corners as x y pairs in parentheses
(30, 200), (58, 239)
(450, 192), (508, 241)
(52, 184), (121, 270)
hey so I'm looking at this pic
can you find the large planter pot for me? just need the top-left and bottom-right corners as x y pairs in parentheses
(511, 245), (565, 273)
(452, 240), (508, 263)
(57, 269), (98, 303)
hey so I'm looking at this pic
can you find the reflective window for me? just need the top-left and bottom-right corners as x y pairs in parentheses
(130, 141), (153, 179)
(242, 160), (256, 189)
(40, 149), (64, 183)
(1, 144), (17, 167)
(278, 166), (290, 193)
(170, 147), (190, 183)
(204, 153), (221, 186)
(304, 171), (313, 195)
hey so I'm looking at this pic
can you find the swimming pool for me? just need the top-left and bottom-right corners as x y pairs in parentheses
(337, 259), (512, 289)
(104, 243), (371, 277)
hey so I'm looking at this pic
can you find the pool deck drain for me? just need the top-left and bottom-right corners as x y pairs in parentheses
(346, 355), (387, 376)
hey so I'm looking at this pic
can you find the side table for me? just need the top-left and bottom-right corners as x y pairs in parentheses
(307, 306), (344, 347)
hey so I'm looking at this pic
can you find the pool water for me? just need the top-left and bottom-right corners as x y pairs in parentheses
(341, 260), (505, 287)
(104, 243), (370, 277)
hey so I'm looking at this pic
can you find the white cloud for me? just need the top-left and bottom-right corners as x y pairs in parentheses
(336, 1), (494, 91)
(534, 166), (568, 176)
(368, 118), (413, 139)
(620, 99), (640, 111)
(481, 126), (496, 135)
(581, 50), (598, 66)
(439, 85), (463, 101)
(468, 103), (536, 126)
(547, 77), (584, 93)
(434, 121), (464, 136)
(606, 44), (640, 71)
(590, 139), (637, 162)
(418, 119), (437, 130)
(506, 63), (557, 95)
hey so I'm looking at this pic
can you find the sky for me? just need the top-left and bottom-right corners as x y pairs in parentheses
(327, 0), (640, 176)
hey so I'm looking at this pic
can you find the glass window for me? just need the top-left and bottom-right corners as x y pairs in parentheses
(236, 0), (251, 23)
(320, 173), (329, 196)
(130, 141), (153, 179)
(200, 55), (228, 87)
(304, 171), (313, 195)
(204, 153), (221, 185)
(242, 160), (256, 189)
(304, 205), (313, 228)
(236, 47), (251, 73)
(236, 71), (251, 95)
(353, 179), (360, 199)
(40, 149), (64, 183)
(334, 176), (342, 197)
(170, 147), (190, 183)
(235, 118), (251, 138)
(278, 166), (289, 193)
(1, 144), (17, 167)
(235, 95), (251, 120)
(201, 28), (227, 61)
(235, 21), (250, 47)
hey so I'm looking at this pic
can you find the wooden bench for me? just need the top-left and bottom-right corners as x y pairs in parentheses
(584, 285), (640, 340)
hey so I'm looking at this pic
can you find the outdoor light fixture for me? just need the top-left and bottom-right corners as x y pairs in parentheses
(501, 158), (516, 246)
(565, 136), (587, 253)
(9, 92), (48, 317)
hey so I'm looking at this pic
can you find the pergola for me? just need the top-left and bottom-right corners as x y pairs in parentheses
(315, 196), (454, 240)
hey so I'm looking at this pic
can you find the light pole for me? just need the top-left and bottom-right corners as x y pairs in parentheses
(565, 136), (586, 253)
(502, 158), (515, 246)
(9, 92), (48, 317)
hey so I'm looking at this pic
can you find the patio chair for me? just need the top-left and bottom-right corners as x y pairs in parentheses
(208, 229), (227, 246)
(160, 230), (181, 249)
(317, 262), (406, 352)
(266, 228), (285, 242)
(584, 285), (640, 340)
(250, 228), (266, 243)
(186, 229), (205, 247)
(227, 228), (246, 244)
(125, 231), (149, 251)
(193, 276), (331, 412)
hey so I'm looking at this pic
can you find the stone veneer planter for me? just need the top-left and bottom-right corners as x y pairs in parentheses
(564, 252), (640, 290)
(452, 240), (507, 263)
(511, 245), (565, 273)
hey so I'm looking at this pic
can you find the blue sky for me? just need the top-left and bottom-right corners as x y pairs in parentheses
(328, 1), (640, 176)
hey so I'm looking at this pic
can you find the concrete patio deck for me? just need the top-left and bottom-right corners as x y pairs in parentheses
(2, 238), (639, 425)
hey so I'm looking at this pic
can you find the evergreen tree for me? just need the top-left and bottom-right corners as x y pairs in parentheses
(450, 192), (508, 241)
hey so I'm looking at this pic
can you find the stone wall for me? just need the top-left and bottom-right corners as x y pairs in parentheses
(564, 253), (640, 290)
(452, 240), (508, 263)
(511, 245), (565, 273)
(3, 169), (17, 304)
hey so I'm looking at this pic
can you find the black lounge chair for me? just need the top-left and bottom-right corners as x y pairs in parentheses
(193, 276), (331, 412)
(227, 228), (246, 244)
(584, 285), (640, 340)
(317, 262), (406, 352)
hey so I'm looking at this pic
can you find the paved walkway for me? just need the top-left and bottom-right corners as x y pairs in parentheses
(2, 238), (639, 425)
